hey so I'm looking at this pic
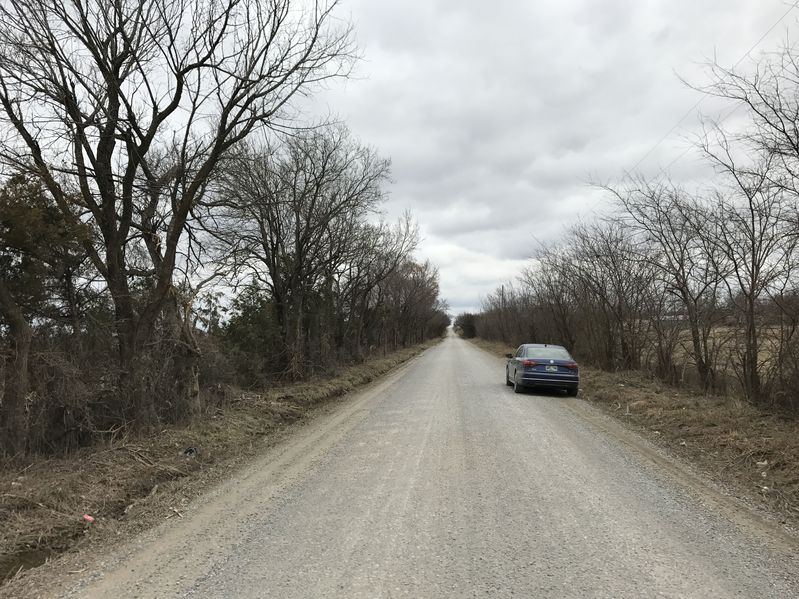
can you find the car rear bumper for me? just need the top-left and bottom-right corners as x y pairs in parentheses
(519, 374), (579, 390)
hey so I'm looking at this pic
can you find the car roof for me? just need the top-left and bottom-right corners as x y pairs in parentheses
(521, 343), (565, 349)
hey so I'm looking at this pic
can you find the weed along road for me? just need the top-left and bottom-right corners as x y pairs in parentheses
(61, 336), (798, 598)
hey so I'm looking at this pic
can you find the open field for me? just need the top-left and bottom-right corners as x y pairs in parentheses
(657, 324), (791, 390)
(470, 337), (799, 533)
(0, 340), (439, 588)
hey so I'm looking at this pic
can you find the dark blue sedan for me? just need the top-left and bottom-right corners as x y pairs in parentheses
(505, 344), (579, 396)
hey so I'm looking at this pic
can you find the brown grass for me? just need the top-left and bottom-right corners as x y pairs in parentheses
(469, 337), (799, 529)
(0, 340), (438, 585)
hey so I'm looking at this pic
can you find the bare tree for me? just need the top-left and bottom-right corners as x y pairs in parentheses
(604, 178), (728, 390)
(217, 126), (390, 378)
(695, 43), (799, 192)
(331, 215), (419, 357)
(565, 220), (655, 370)
(381, 259), (445, 347)
(694, 46), (799, 401)
(701, 148), (797, 400)
(522, 250), (578, 350)
(0, 0), (356, 428)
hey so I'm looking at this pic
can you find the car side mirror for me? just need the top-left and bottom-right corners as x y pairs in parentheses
(505, 353), (514, 359)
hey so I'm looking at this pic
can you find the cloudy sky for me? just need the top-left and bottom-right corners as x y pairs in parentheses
(315, 0), (795, 314)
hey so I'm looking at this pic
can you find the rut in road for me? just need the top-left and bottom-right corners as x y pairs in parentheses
(53, 336), (799, 598)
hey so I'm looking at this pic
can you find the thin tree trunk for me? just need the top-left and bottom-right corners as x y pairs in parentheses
(744, 295), (761, 401)
(683, 294), (714, 391)
(0, 279), (32, 455)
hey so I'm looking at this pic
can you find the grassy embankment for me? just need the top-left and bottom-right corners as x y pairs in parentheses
(470, 337), (799, 531)
(0, 339), (438, 585)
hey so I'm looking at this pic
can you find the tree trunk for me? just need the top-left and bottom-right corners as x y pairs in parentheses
(119, 291), (202, 430)
(287, 298), (305, 380)
(108, 280), (165, 431)
(114, 300), (156, 430)
(683, 295), (714, 392)
(163, 295), (201, 423)
(743, 295), (761, 401)
(0, 279), (32, 455)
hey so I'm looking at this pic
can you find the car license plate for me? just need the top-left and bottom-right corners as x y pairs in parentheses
(546, 365), (558, 372)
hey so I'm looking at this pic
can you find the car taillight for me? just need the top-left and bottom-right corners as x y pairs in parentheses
(565, 362), (578, 370)
(521, 359), (538, 367)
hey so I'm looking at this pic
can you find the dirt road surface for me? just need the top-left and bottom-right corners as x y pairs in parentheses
(52, 336), (799, 597)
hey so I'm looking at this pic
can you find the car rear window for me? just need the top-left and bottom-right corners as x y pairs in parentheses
(524, 347), (571, 360)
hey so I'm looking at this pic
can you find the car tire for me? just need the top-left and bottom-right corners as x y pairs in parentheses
(513, 379), (525, 394)
(505, 368), (513, 386)
(566, 387), (578, 397)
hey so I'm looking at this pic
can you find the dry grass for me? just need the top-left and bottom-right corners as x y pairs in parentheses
(0, 341), (437, 585)
(469, 337), (799, 529)
(581, 369), (799, 525)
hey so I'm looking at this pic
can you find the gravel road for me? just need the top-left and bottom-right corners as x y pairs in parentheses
(64, 336), (799, 598)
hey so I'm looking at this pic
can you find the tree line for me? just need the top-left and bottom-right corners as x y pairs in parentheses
(458, 38), (799, 411)
(0, 0), (448, 456)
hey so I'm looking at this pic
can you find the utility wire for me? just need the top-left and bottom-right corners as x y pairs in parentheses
(660, 101), (747, 173)
(628, 0), (799, 173)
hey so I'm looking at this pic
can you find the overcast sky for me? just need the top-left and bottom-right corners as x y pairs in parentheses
(314, 0), (795, 314)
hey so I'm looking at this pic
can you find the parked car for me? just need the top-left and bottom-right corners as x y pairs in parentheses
(505, 343), (579, 396)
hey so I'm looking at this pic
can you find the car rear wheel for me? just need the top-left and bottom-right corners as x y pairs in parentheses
(566, 387), (578, 397)
(513, 379), (525, 394)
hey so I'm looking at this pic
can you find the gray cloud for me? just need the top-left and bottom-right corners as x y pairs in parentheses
(315, 0), (793, 313)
